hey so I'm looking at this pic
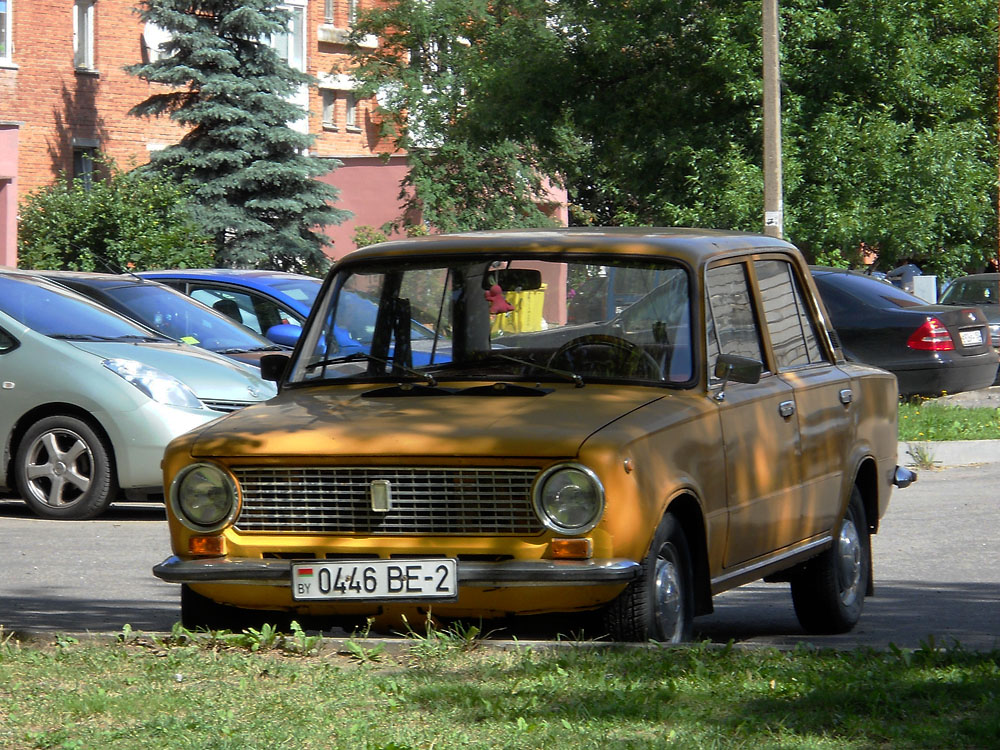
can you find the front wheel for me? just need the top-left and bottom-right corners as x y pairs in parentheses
(15, 416), (117, 520)
(790, 488), (871, 634)
(602, 514), (694, 643)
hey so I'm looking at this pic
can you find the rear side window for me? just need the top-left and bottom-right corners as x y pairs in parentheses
(755, 259), (826, 370)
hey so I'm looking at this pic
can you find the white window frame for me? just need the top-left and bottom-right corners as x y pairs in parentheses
(272, 1), (306, 72)
(321, 89), (337, 131)
(0, 0), (12, 63)
(73, 0), (95, 70)
(345, 91), (358, 131)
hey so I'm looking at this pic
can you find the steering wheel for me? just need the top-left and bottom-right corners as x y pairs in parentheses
(547, 334), (663, 380)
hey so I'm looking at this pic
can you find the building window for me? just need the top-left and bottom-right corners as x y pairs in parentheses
(323, 0), (334, 24)
(272, 2), (305, 71)
(73, 0), (95, 70)
(347, 0), (358, 25)
(345, 92), (358, 131)
(73, 147), (96, 190)
(321, 90), (337, 130)
(0, 0), (11, 62)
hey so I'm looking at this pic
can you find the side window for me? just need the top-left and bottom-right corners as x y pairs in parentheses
(706, 262), (764, 378)
(755, 259), (826, 370)
(190, 288), (262, 333)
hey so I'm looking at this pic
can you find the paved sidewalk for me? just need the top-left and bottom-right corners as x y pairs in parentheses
(898, 439), (1000, 468)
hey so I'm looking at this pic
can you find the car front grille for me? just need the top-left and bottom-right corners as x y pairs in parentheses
(202, 399), (256, 413)
(232, 466), (544, 535)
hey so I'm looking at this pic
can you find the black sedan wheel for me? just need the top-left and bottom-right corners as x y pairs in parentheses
(791, 488), (870, 634)
(15, 416), (117, 520)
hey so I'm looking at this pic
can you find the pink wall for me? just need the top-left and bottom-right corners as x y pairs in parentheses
(0, 124), (19, 267)
(319, 154), (412, 261)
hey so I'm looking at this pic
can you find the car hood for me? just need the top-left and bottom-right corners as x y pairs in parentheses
(185, 383), (669, 458)
(69, 340), (276, 401)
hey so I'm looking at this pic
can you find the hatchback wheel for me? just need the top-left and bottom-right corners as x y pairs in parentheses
(15, 416), (117, 520)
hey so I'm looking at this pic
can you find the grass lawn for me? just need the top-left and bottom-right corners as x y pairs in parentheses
(897, 401), (1000, 441)
(1, 626), (998, 750)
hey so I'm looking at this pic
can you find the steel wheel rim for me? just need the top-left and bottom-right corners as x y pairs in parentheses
(24, 429), (93, 508)
(836, 515), (862, 607)
(652, 546), (684, 642)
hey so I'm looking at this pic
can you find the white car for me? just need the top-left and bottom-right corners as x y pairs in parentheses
(0, 271), (276, 519)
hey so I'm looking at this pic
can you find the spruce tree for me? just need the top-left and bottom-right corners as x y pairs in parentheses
(128, 0), (349, 272)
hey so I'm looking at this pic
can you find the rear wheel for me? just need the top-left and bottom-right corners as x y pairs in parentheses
(15, 416), (117, 520)
(791, 488), (870, 634)
(602, 514), (694, 643)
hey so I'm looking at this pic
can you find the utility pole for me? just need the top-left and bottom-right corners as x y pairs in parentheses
(762, 0), (783, 239)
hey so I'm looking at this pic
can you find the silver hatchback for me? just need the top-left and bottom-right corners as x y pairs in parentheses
(0, 272), (276, 519)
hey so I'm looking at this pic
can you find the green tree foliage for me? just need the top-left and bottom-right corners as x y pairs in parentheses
(128, 0), (350, 273)
(351, 0), (997, 277)
(350, 0), (559, 232)
(17, 158), (212, 272)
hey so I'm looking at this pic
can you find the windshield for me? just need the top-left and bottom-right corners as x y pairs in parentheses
(0, 276), (166, 339)
(941, 278), (1000, 307)
(288, 255), (693, 387)
(104, 285), (278, 352)
(262, 276), (322, 308)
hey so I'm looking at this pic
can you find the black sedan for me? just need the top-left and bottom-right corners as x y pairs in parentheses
(33, 271), (289, 368)
(810, 267), (999, 398)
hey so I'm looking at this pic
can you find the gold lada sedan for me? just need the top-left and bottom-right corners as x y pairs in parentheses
(154, 228), (915, 641)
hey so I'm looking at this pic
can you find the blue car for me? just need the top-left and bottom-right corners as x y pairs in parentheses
(138, 269), (322, 346)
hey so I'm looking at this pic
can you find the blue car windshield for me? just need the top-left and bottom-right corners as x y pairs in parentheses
(0, 276), (163, 339)
(261, 276), (322, 308)
(105, 285), (277, 351)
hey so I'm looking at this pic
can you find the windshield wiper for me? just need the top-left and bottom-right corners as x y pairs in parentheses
(51, 333), (166, 343)
(493, 353), (584, 388)
(307, 352), (439, 387)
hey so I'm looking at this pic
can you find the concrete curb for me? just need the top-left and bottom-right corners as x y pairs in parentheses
(898, 440), (1000, 468)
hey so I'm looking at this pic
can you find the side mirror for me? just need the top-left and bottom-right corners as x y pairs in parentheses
(713, 354), (763, 401)
(260, 353), (291, 382)
(265, 323), (303, 347)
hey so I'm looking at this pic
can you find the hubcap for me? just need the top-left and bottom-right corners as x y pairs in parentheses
(836, 515), (862, 607)
(652, 547), (684, 642)
(25, 430), (93, 508)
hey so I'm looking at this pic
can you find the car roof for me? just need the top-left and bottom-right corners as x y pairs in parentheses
(35, 269), (169, 289)
(139, 268), (319, 285)
(339, 228), (799, 268)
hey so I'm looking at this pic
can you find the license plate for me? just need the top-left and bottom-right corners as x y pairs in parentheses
(960, 329), (983, 347)
(291, 559), (457, 601)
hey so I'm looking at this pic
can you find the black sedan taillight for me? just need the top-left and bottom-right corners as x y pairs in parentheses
(906, 318), (955, 351)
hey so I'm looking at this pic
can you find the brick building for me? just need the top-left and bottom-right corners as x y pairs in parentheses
(0, 0), (415, 267)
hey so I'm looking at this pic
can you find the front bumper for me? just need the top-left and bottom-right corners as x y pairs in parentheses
(153, 555), (641, 588)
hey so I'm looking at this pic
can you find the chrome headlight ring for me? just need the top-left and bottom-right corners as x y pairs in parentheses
(169, 462), (240, 532)
(533, 463), (605, 535)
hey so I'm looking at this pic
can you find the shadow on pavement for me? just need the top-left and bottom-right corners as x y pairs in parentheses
(0, 500), (165, 522)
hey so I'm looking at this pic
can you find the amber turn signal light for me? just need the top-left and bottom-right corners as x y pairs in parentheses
(189, 535), (226, 556)
(549, 537), (593, 559)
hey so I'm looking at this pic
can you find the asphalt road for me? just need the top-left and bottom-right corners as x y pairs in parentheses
(1, 463), (997, 650)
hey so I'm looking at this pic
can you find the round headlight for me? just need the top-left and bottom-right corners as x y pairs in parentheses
(170, 463), (238, 531)
(534, 464), (605, 534)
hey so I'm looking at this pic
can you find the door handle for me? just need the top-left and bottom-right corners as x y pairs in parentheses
(778, 400), (795, 418)
(839, 388), (853, 405)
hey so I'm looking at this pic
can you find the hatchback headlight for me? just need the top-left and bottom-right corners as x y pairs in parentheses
(170, 463), (239, 531)
(104, 358), (203, 409)
(534, 463), (605, 534)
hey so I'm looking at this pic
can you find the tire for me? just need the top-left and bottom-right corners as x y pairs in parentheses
(602, 514), (694, 643)
(15, 416), (117, 520)
(791, 487), (871, 634)
(180, 584), (288, 632)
